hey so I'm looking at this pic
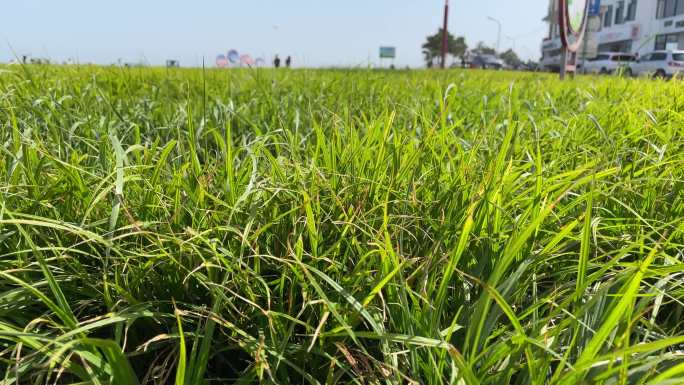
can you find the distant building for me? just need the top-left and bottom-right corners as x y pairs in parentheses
(541, 0), (575, 71)
(541, 0), (684, 71)
(166, 60), (180, 68)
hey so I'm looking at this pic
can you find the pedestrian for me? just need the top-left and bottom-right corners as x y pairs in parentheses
(285, 56), (291, 68)
(274, 55), (281, 68)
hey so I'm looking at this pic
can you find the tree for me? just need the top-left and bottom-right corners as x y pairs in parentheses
(500, 49), (523, 67)
(473, 42), (497, 56)
(422, 28), (467, 67)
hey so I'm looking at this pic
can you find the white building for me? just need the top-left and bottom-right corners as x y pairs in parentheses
(541, 0), (563, 70)
(542, 0), (684, 70)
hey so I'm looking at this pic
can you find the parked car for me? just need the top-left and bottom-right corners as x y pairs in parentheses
(583, 52), (636, 74)
(629, 50), (684, 78)
(511, 63), (537, 71)
(471, 55), (505, 70)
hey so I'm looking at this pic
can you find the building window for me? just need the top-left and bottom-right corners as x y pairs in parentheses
(604, 5), (613, 27)
(626, 0), (637, 21)
(598, 40), (633, 53)
(656, 0), (683, 18)
(655, 33), (680, 50)
(615, 1), (625, 24)
(657, 0), (665, 18)
(665, 0), (677, 18)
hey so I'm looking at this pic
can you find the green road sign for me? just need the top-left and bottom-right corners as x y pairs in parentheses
(379, 47), (396, 59)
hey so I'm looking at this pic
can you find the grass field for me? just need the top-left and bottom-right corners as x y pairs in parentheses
(0, 65), (683, 385)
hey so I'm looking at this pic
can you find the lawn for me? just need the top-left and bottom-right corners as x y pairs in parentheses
(0, 65), (683, 384)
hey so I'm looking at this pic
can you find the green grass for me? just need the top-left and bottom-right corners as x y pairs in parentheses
(0, 65), (683, 385)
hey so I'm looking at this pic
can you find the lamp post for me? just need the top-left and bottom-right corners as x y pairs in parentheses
(487, 16), (502, 53)
(441, 0), (449, 69)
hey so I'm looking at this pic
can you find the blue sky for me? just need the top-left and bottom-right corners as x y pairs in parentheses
(1, 0), (548, 67)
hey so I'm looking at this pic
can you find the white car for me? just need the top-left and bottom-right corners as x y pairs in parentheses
(583, 53), (636, 74)
(629, 51), (684, 78)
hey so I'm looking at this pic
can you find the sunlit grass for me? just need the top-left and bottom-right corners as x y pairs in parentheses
(0, 65), (682, 385)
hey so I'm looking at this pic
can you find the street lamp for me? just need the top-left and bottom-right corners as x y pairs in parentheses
(487, 16), (502, 53)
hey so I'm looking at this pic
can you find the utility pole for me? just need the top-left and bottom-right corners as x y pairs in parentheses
(505, 35), (516, 52)
(441, 0), (449, 69)
(487, 16), (502, 53)
(581, 22), (588, 74)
